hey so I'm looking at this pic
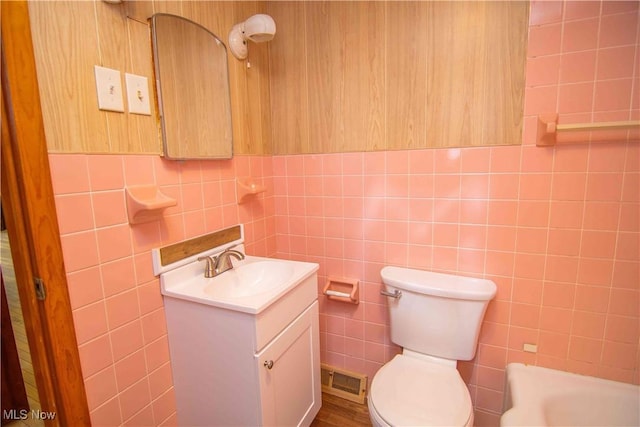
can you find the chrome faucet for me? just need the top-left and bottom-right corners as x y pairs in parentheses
(197, 249), (245, 278)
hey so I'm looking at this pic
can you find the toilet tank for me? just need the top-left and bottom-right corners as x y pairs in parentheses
(381, 266), (496, 361)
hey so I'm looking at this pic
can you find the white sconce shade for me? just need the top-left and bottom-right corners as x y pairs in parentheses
(228, 14), (276, 60)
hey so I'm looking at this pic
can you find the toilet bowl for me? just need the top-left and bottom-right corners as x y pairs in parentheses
(368, 352), (473, 427)
(369, 266), (496, 427)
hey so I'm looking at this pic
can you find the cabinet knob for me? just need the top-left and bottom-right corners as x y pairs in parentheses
(264, 360), (274, 370)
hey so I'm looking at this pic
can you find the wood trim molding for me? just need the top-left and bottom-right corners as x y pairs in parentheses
(1, 88), (59, 424)
(1, 1), (90, 425)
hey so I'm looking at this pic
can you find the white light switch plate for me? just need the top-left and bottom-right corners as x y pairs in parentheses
(94, 65), (124, 112)
(125, 73), (151, 116)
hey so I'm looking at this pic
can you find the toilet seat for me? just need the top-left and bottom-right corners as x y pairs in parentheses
(369, 354), (473, 426)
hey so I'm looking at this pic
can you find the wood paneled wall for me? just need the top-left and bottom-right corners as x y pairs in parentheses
(267, 1), (529, 155)
(28, 1), (528, 156)
(27, 0), (272, 156)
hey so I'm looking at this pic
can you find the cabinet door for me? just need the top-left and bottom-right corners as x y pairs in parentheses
(256, 301), (320, 426)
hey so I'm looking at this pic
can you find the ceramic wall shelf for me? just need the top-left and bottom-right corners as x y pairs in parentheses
(236, 178), (266, 204)
(125, 185), (177, 224)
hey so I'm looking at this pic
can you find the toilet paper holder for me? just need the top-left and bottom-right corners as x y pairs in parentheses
(323, 277), (359, 304)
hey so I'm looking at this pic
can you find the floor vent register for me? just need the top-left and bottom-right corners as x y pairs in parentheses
(320, 364), (367, 404)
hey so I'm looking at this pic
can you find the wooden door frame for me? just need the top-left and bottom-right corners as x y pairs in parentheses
(1, 1), (90, 425)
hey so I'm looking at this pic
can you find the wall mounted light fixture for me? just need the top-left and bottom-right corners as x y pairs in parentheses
(228, 14), (276, 60)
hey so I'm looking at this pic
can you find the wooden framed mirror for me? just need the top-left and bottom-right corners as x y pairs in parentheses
(151, 14), (233, 159)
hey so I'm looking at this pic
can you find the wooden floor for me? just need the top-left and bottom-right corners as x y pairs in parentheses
(2, 230), (43, 427)
(312, 393), (372, 427)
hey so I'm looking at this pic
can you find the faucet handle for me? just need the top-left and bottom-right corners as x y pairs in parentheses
(197, 256), (216, 278)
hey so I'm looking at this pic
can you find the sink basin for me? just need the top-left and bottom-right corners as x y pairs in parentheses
(203, 261), (295, 298)
(160, 253), (318, 314)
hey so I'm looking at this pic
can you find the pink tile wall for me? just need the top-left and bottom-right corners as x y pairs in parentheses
(273, 142), (639, 423)
(49, 154), (275, 426)
(274, 1), (639, 425)
(527, 0), (640, 143)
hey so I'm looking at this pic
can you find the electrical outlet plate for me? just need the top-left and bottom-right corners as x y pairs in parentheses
(125, 73), (151, 116)
(94, 65), (124, 112)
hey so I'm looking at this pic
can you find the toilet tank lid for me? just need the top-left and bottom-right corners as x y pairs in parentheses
(381, 266), (497, 301)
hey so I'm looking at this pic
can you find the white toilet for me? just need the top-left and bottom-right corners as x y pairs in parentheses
(368, 266), (497, 427)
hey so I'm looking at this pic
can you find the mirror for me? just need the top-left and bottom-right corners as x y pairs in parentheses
(151, 14), (233, 159)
